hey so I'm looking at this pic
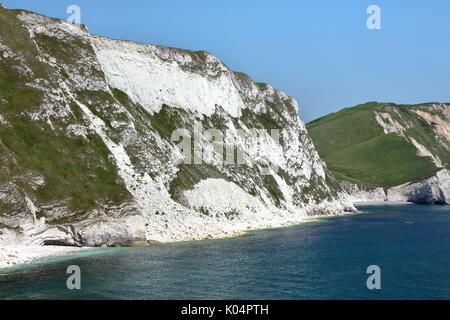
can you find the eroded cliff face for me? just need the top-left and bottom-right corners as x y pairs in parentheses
(373, 104), (450, 171)
(373, 104), (450, 204)
(344, 168), (450, 205)
(387, 169), (450, 204)
(0, 8), (351, 247)
(339, 181), (386, 203)
(326, 102), (450, 205)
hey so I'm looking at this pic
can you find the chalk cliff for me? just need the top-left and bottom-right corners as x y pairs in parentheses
(0, 8), (352, 251)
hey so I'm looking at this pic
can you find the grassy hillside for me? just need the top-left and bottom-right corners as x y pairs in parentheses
(306, 102), (448, 188)
(0, 8), (132, 220)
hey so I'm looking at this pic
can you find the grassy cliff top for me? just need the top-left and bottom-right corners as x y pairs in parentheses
(306, 102), (449, 188)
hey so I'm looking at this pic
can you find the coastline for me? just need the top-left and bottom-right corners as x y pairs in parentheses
(0, 201), (418, 271)
(353, 200), (414, 206)
(0, 246), (93, 270)
(0, 210), (338, 271)
(2, 204), (448, 300)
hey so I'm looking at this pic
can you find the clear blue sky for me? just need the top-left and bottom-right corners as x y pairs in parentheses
(4, 0), (450, 122)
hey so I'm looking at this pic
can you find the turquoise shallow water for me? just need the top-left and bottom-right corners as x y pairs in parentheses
(1, 204), (449, 299)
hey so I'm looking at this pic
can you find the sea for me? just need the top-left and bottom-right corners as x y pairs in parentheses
(0, 204), (449, 299)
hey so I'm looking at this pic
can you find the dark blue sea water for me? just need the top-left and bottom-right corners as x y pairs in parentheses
(1, 204), (449, 300)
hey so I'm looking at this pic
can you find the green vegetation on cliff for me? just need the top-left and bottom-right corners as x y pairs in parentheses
(306, 102), (448, 188)
(0, 8), (132, 219)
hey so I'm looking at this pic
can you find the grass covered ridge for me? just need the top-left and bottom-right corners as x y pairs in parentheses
(0, 8), (132, 221)
(306, 102), (444, 188)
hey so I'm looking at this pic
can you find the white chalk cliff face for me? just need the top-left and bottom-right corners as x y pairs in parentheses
(340, 181), (386, 203)
(387, 169), (450, 204)
(344, 168), (450, 205)
(0, 8), (352, 249)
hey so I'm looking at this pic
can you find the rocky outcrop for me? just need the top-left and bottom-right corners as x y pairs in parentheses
(342, 171), (450, 205)
(340, 181), (387, 203)
(0, 8), (353, 250)
(387, 169), (450, 204)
